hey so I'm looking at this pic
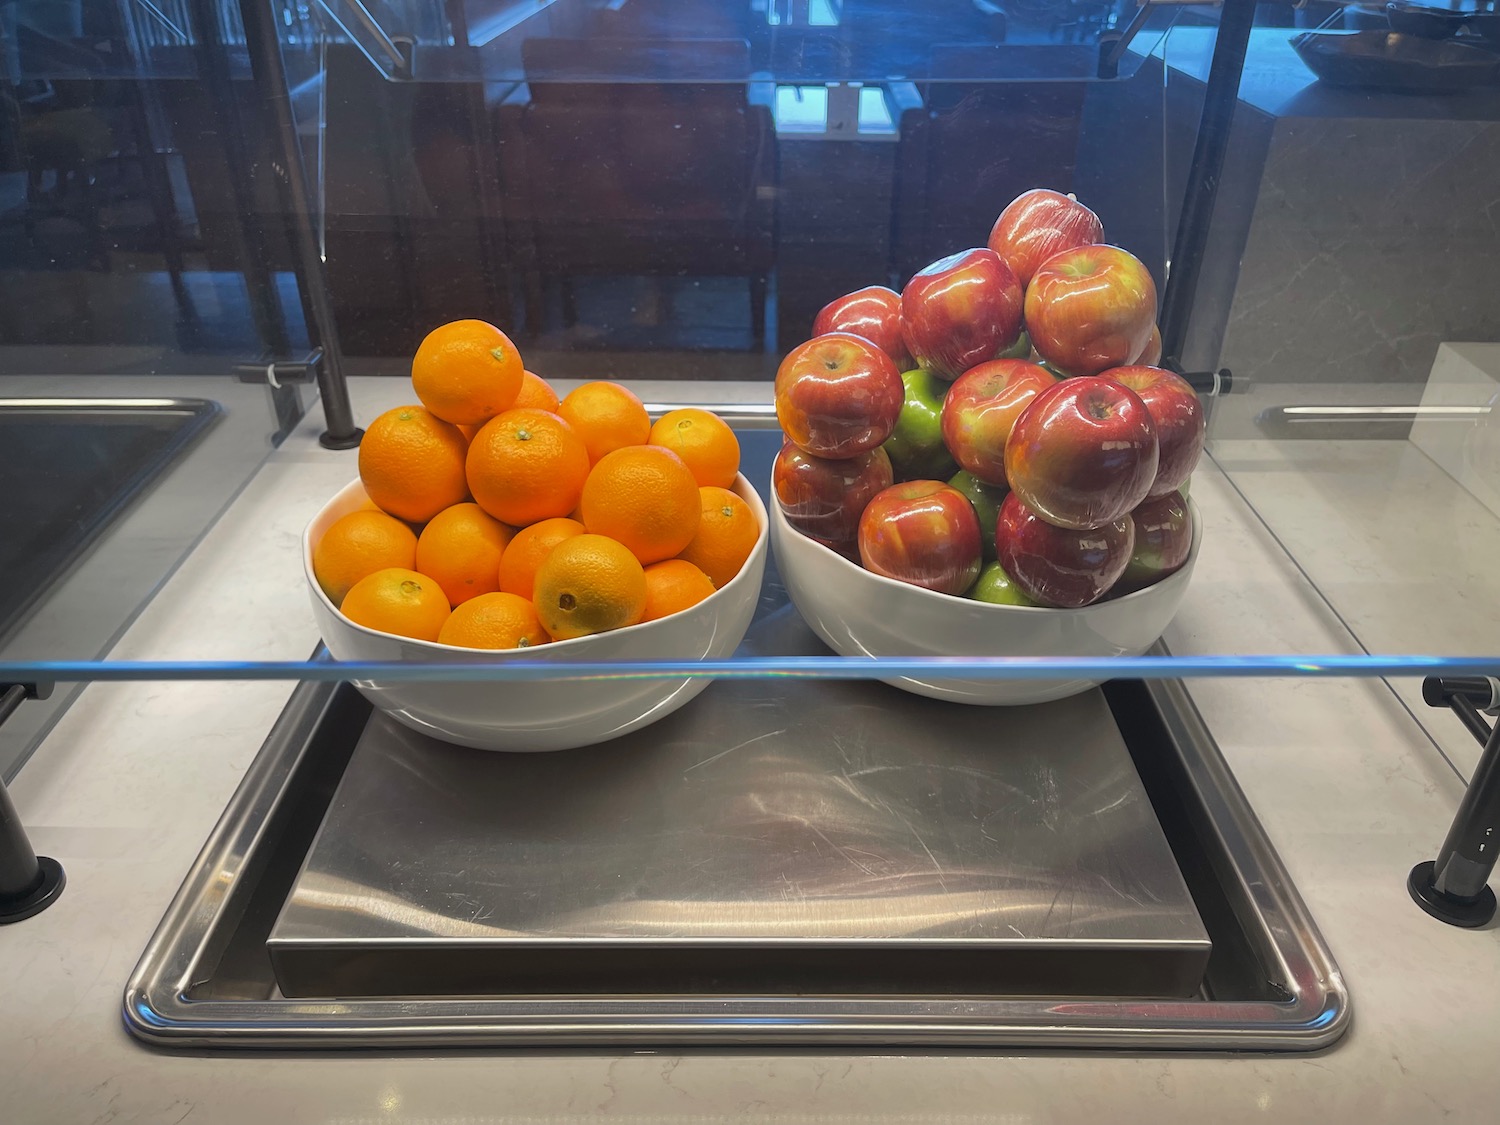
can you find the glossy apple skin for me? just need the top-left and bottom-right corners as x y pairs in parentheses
(773, 440), (893, 545)
(1115, 490), (1192, 596)
(948, 469), (1008, 561)
(968, 559), (1039, 607)
(775, 333), (903, 459)
(999, 329), (1032, 360)
(1004, 376), (1158, 530)
(900, 248), (1024, 381)
(1105, 365), (1205, 497)
(940, 359), (1058, 487)
(1025, 245), (1157, 378)
(813, 286), (912, 371)
(1134, 324), (1163, 366)
(995, 491), (1133, 608)
(883, 369), (958, 482)
(987, 189), (1104, 288)
(858, 481), (983, 596)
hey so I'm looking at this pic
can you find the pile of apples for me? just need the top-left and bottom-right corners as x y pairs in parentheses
(772, 188), (1204, 609)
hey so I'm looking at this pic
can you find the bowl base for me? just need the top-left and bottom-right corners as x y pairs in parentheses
(881, 675), (1103, 706)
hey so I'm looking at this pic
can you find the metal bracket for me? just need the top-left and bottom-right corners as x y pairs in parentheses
(315, 0), (415, 80)
(234, 348), (363, 450)
(234, 348), (324, 389)
(1178, 368), (1235, 397)
(238, 0), (364, 453)
(1409, 677), (1500, 927)
(0, 683), (52, 712)
(1097, 0), (1230, 80)
(0, 684), (66, 925)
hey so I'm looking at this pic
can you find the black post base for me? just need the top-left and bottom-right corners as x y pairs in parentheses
(1408, 861), (1496, 929)
(0, 855), (65, 924)
(319, 427), (364, 451)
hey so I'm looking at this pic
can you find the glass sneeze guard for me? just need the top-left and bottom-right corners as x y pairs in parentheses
(1, 0), (1499, 779)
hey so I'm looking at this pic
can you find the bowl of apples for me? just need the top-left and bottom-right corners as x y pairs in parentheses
(769, 189), (1204, 705)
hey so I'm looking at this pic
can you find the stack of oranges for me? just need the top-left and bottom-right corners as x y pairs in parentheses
(312, 319), (758, 649)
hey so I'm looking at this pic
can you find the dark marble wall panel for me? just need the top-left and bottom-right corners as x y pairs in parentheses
(1216, 117), (1500, 385)
(1171, 98), (1274, 377)
(1076, 56), (1170, 293)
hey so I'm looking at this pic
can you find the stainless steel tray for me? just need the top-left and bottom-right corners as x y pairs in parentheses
(126, 680), (1348, 1049)
(0, 397), (221, 642)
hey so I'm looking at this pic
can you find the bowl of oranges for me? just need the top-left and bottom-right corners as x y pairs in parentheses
(304, 320), (767, 752)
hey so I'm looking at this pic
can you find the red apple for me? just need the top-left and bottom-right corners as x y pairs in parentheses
(1004, 376), (1158, 530)
(775, 333), (903, 459)
(995, 491), (1133, 608)
(1025, 245), (1157, 378)
(900, 248), (1024, 381)
(1134, 324), (1163, 366)
(1114, 490), (1192, 596)
(857, 481), (983, 596)
(813, 285), (912, 371)
(773, 440), (893, 545)
(987, 189), (1104, 288)
(940, 359), (1058, 487)
(1105, 365), (1205, 497)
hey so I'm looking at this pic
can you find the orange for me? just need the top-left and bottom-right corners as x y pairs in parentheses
(497, 517), (586, 601)
(313, 509), (418, 606)
(676, 486), (759, 588)
(340, 567), (450, 641)
(558, 381), (651, 463)
(457, 423), (478, 443)
(514, 369), (561, 413)
(577, 445), (700, 565)
(532, 534), (647, 640)
(641, 559), (716, 622)
(415, 502), (514, 607)
(465, 408), (590, 527)
(411, 319), (524, 426)
(648, 408), (740, 488)
(358, 405), (469, 523)
(438, 592), (550, 650)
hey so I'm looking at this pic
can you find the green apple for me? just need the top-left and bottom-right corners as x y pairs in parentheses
(998, 329), (1032, 360)
(967, 560), (1039, 606)
(883, 369), (958, 482)
(947, 469), (1008, 561)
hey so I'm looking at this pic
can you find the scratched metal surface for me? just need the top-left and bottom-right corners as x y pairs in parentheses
(267, 650), (1208, 996)
(272, 678), (1203, 934)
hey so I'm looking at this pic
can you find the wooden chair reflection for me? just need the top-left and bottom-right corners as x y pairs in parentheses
(891, 45), (1092, 280)
(497, 38), (776, 343)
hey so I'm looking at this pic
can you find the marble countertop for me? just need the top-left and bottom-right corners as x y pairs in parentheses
(3, 377), (1499, 1123)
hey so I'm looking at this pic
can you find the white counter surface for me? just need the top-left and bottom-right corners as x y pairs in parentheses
(3, 378), (1498, 1124)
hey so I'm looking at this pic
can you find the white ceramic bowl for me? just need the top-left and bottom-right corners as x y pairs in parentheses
(770, 488), (1201, 706)
(304, 476), (768, 751)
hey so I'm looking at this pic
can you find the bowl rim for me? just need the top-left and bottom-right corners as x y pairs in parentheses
(769, 484), (1202, 615)
(304, 473), (769, 656)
